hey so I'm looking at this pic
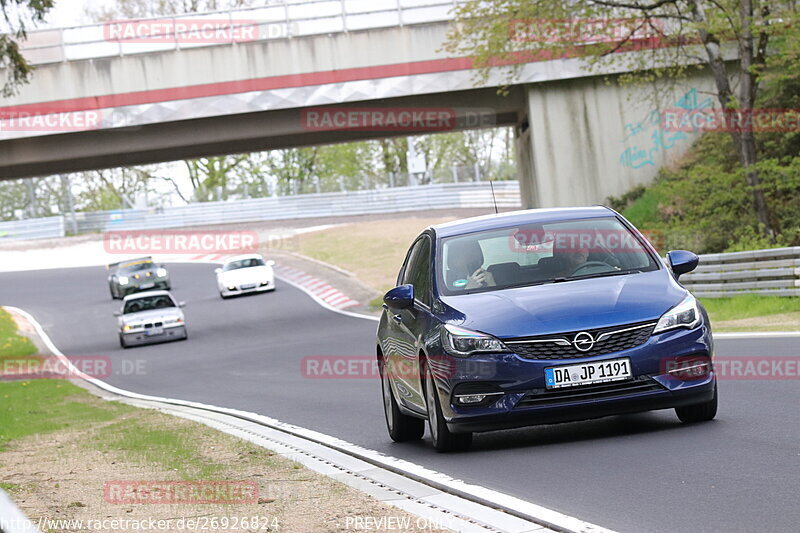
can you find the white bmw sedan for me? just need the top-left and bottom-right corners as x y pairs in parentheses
(216, 254), (276, 299)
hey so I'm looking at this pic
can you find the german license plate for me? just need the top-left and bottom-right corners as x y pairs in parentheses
(241, 283), (256, 290)
(545, 358), (632, 389)
(140, 282), (155, 289)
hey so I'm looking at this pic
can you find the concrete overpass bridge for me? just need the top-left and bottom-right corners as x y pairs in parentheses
(0, 0), (715, 207)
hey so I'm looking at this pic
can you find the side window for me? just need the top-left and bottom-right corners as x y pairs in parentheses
(403, 237), (432, 307)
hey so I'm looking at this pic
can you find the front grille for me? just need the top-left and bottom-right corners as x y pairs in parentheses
(505, 321), (656, 360)
(515, 377), (664, 408)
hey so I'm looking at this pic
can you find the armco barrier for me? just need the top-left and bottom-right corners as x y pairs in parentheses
(73, 181), (521, 233)
(681, 247), (800, 297)
(0, 216), (65, 241)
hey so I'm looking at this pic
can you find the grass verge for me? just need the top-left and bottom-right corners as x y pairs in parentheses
(0, 311), (446, 532)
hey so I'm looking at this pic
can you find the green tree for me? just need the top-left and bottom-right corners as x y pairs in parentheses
(0, 0), (54, 96)
(445, 0), (800, 240)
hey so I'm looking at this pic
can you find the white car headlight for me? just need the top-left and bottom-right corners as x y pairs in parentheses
(118, 276), (129, 285)
(654, 294), (701, 334)
(442, 324), (509, 357)
(156, 268), (168, 277)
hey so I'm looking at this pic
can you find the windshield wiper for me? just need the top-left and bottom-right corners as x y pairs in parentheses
(560, 269), (643, 282)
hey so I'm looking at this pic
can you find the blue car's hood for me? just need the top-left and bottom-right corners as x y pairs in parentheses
(439, 269), (687, 338)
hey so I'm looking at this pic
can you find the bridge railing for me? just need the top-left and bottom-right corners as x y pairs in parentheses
(20, 0), (462, 65)
(681, 247), (800, 298)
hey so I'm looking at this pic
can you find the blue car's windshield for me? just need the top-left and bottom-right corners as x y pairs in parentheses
(438, 217), (659, 295)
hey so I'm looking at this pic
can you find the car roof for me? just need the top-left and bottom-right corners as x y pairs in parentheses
(123, 290), (173, 301)
(223, 253), (264, 263)
(430, 206), (616, 238)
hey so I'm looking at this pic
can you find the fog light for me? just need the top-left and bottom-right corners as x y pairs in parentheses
(456, 394), (488, 405)
(667, 361), (710, 379)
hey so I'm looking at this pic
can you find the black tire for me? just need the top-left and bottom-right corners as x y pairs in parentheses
(219, 292), (228, 300)
(424, 364), (472, 452)
(110, 285), (118, 300)
(119, 334), (129, 349)
(381, 359), (424, 442)
(676, 384), (718, 423)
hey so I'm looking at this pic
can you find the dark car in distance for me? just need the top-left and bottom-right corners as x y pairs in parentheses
(108, 256), (171, 299)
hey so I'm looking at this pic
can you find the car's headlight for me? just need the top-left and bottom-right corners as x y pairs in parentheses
(156, 268), (168, 277)
(118, 276), (129, 285)
(442, 324), (509, 357)
(654, 294), (701, 334)
(123, 324), (133, 332)
(227, 285), (236, 290)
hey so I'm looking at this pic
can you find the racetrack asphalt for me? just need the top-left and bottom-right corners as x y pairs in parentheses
(1, 263), (798, 533)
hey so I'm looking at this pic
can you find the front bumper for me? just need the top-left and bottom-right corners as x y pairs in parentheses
(220, 280), (275, 297)
(432, 324), (716, 434)
(120, 324), (187, 346)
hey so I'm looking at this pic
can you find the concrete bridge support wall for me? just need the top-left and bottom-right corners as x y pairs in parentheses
(516, 72), (717, 208)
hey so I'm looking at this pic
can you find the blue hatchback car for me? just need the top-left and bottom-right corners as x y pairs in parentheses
(377, 207), (717, 452)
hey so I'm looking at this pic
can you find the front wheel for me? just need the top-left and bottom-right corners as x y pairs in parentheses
(676, 384), (718, 423)
(382, 361), (424, 442)
(119, 334), (129, 349)
(425, 364), (472, 452)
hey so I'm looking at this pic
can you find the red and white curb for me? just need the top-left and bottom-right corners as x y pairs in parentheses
(273, 265), (360, 310)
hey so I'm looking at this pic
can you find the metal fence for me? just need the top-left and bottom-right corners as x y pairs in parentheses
(72, 181), (520, 233)
(20, 0), (461, 66)
(682, 247), (800, 298)
(0, 216), (65, 241)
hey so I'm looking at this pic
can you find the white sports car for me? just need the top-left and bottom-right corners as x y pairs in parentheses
(216, 254), (276, 299)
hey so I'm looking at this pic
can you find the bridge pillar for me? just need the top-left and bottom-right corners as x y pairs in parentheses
(515, 75), (712, 209)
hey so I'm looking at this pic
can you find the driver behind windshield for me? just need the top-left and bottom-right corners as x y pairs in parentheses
(447, 239), (496, 290)
(552, 245), (590, 278)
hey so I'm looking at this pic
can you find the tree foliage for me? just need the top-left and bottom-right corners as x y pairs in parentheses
(0, 0), (54, 96)
(445, 0), (800, 239)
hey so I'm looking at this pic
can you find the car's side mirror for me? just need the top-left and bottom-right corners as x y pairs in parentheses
(266, 260), (275, 267)
(178, 301), (187, 308)
(113, 311), (122, 317)
(667, 250), (699, 278)
(214, 268), (222, 274)
(383, 284), (414, 311)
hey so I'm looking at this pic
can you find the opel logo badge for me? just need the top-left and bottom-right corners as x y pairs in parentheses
(573, 331), (595, 352)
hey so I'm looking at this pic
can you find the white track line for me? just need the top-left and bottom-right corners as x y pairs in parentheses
(5, 305), (613, 533)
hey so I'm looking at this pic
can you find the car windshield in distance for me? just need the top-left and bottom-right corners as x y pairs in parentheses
(223, 258), (265, 271)
(123, 295), (176, 314)
(120, 261), (155, 273)
(438, 217), (659, 295)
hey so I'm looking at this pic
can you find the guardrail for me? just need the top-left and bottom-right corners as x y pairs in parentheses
(0, 216), (64, 241)
(20, 0), (461, 66)
(682, 247), (800, 297)
(72, 181), (520, 233)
